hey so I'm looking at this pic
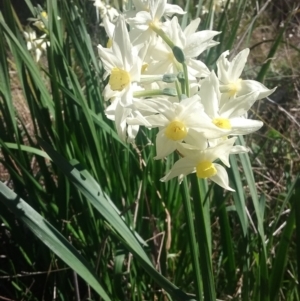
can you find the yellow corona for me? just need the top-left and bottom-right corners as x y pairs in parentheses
(165, 120), (188, 141)
(196, 161), (217, 178)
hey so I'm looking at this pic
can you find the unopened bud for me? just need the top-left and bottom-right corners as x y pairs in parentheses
(162, 88), (177, 97)
(172, 46), (185, 63)
(162, 74), (177, 83)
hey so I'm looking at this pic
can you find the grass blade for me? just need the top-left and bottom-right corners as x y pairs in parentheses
(0, 181), (112, 301)
(269, 176), (300, 301)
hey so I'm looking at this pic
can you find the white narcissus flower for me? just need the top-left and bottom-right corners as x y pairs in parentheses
(97, 15), (142, 107)
(94, 0), (119, 22)
(127, 0), (185, 45)
(127, 95), (219, 159)
(161, 138), (237, 191)
(24, 29), (49, 62)
(199, 71), (264, 138)
(217, 48), (276, 105)
(32, 11), (48, 31)
(97, 15), (143, 141)
(24, 29), (37, 51)
(146, 17), (219, 78)
(30, 11), (61, 31)
(129, 0), (185, 24)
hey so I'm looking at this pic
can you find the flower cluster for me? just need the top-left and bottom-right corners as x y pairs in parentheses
(96, 0), (275, 190)
(24, 10), (60, 62)
(23, 28), (49, 62)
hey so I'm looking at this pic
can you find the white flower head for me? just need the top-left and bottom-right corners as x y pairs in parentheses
(199, 71), (264, 138)
(127, 0), (185, 45)
(24, 29), (49, 62)
(161, 138), (237, 191)
(29, 10), (60, 31)
(98, 15), (144, 141)
(217, 48), (276, 105)
(97, 15), (142, 106)
(128, 95), (213, 159)
(146, 17), (219, 78)
(94, 0), (119, 22)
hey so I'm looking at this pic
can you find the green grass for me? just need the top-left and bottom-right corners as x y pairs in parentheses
(0, 0), (300, 300)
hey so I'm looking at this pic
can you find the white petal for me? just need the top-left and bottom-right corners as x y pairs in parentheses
(184, 18), (200, 36)
(103, 84), (119, 101)
(154, 130), (177, 159)
(102, 15), (115, 38)
(230, 145), (249, 154)
(179, 94), (202, 114)
(27, 42), (33, 50)
(127, 124), (139, 142)
(176, 143), (206, 161)
(198, 71), (220, 118)
(146, 57), (173, 75)
(239, 80), (276, 100)
(220, 90), (260, 118)
(187, 58), (210, 78)
(166, 16), (185, 47)
(134, 98), (175, 115)
(211, 164), (234, 191)
(206, 137), (236, 166)
(97, 45), (123, 70)
(145, 114), (169, 127)
(119, 85), (134, 107)
(230, 118), (263, 135)
(164, 3), (185, 16)
(114, 101), (132, 141)
(113, 16), (133, 70)
(152, 0), (166, 20)
(227, 48), (249, 80)
(132, 98), (167, 114)
(160, 157), (195, 182)
(216, 50), (230, 83)
(105, 99), (118, 121)
(35, 49), (42, 62)
(128, 11), (151, 28)
(185, 30), (220, 58)
(184, 129), (207, 149)
(126, 110), (152, 127)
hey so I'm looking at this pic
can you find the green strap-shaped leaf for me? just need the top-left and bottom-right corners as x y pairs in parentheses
(0, 181), (111, 301)
(39, 138), (195, 301)
(1, 142), (51, 159)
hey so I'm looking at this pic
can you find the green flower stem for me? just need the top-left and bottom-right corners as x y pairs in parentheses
(182, 62), (190, 97)
(149, 24), (190, 98)
(175, 79), (182, 97)
(133, 89), (177, 98)
(177, 72), (186, 95)
(172, 46), (189, 97)
(191, 176), (216, 301)
(149, 23), (175, 49)
(181, 178), (203, 300)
